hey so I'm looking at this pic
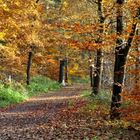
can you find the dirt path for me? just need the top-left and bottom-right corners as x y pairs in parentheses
(1, 84), (140, 140)
(0, 84), (88, 140)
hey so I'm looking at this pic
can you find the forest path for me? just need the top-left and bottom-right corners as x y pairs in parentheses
(0, 84), (89, 140)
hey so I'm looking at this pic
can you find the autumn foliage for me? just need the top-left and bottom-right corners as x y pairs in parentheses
(0, 0), (140, 122)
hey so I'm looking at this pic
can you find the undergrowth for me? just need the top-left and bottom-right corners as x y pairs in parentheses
(70, 76), (90, 84)
(0, 84), (27, 107)
(80, 89), (112, 114)
(27, 76), (60, 96)
(0, 76), (60, 108)
(81, 89), (112, 104)
(80, 89), (139, 130)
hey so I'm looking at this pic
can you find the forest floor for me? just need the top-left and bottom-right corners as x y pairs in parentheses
(0, 84), (140, 140)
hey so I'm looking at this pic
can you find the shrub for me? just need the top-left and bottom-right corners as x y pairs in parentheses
(0, 84), (27, 107)
(27, 76), (60, 96)
(0, 76), (61, 107)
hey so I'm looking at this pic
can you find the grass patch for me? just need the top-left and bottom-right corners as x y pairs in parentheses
(81, 89), (112, 104)
(0, 76), (61, 108)
(0, 84), (27, 107)
(27, 76), (60, 96)
(70, 76), (90, 84)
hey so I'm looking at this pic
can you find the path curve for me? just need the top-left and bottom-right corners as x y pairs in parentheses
(0, 84), (88, 140)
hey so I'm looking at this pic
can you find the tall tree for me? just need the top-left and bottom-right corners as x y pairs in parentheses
(110, 0), (138, 119)
(92, 0), (104, 95)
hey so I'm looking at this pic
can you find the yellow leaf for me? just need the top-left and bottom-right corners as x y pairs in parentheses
(64, 32), (72, 39)
(62, 1), (68, 11)
(0, 32), (5, 40)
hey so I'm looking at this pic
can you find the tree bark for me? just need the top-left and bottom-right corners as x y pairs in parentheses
(92, 49), (103, 94)
(90, 65), (93, 87)
(135, 29), (140, 88)
(88, 51), (93, 87)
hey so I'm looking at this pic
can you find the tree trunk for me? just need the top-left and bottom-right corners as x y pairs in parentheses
(111, 50), (126, 118)
(65, 58), (68, 83)
(88, 51), (93, 87)
(111, 24), (137, 119)
(92, 0), (104, 95)
(135, 29), (140, 88)
(90, 65), (93, 87)
(26, 51), (33, 85)
(110, 0), (137, 119)
(92, 49), (103, 94)
(59, 59), (65, 84)
(110, 0), (124, 119)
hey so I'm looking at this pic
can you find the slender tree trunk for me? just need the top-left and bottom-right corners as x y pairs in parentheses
(111, 24), (137, 119)
(111, 51), (126, 118)
(65, 58), (68, 83)
(92, 0), (104, 95)
(59, 59), (65, 84)
(26, 51), (33, 85)
(88, 51), (93, 87)
(92, 49), (103, 94)
(135, 29), (140, 88)
(90, 65), (93, 87)
(110, 0), (124, 119)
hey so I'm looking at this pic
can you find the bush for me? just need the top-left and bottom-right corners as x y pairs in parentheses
(0, 84), (27, 107)
(81, 89), (112, 108)
(80, 90), (111, 114)
(0, 76), (61, 107)
(81, 89), (111, 102)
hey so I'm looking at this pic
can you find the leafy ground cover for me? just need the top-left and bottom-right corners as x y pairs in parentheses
(48, 90), (140, 139)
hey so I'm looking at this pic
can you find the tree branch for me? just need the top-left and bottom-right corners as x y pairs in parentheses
(36, 0), (39, 3)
